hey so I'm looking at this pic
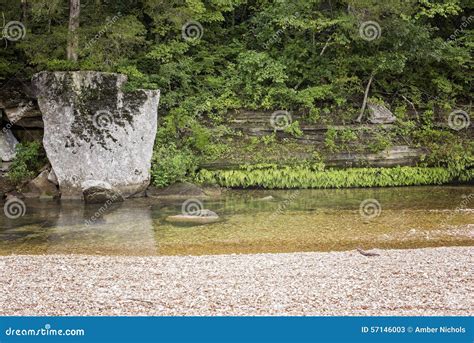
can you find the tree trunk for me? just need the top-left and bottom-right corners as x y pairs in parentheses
(20, 0), (28, 22)
(67, 0), (80, 62)
(356, 73), (374, 123)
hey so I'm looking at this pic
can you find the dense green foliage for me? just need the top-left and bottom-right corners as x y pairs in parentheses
(197, 166), (474, 189)
(1, 0), (472, 187)
(7, 142), (45, 184)
(150, 143), (197, 187)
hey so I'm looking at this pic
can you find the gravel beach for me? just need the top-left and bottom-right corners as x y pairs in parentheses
(0, 246), (472, 316)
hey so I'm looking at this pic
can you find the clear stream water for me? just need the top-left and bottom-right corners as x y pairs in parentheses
(0, 186), (473, 256)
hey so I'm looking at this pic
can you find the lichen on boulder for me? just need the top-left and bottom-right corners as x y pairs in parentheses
(32, 71), (160, 199)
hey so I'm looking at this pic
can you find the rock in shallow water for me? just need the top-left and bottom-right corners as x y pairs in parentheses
(146, 182), (224, 200)
(32, 71), (160, 199)
(147, 182), (208, 199)
(82, 180), (124, 204)
(166, 209), (219, 224)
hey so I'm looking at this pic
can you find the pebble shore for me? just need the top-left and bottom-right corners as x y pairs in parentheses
(0, 246), (472, 316)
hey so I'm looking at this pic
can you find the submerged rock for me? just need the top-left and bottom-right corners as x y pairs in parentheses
(0, 129), (18, 162)
(147, 182), (224, 200)
(82, 180), (124, 204)
(367, 103), (396, 124)
(147, 182), (207, 199)
(166, 209), (219, 224)
(32, 71), (160, 199)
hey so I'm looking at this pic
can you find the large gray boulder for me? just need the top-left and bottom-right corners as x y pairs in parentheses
(32, 71), (160, 199)
(0, 129), (18, 162)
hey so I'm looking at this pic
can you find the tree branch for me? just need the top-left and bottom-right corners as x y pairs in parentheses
(320, 36), (332, 56)
(401, 95), (418, 117)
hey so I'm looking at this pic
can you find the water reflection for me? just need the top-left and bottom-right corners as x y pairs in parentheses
(0, 186), (473, 256)
(1, 199), (158, 255)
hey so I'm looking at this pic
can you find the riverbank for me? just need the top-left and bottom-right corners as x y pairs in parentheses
(0, 246), (472, 316)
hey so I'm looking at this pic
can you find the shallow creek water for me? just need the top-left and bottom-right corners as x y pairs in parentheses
(0, 186), (473, 256)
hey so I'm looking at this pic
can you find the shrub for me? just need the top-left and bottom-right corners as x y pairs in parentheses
(7, 142), (46, 184)
(150, 144), (198, 188)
